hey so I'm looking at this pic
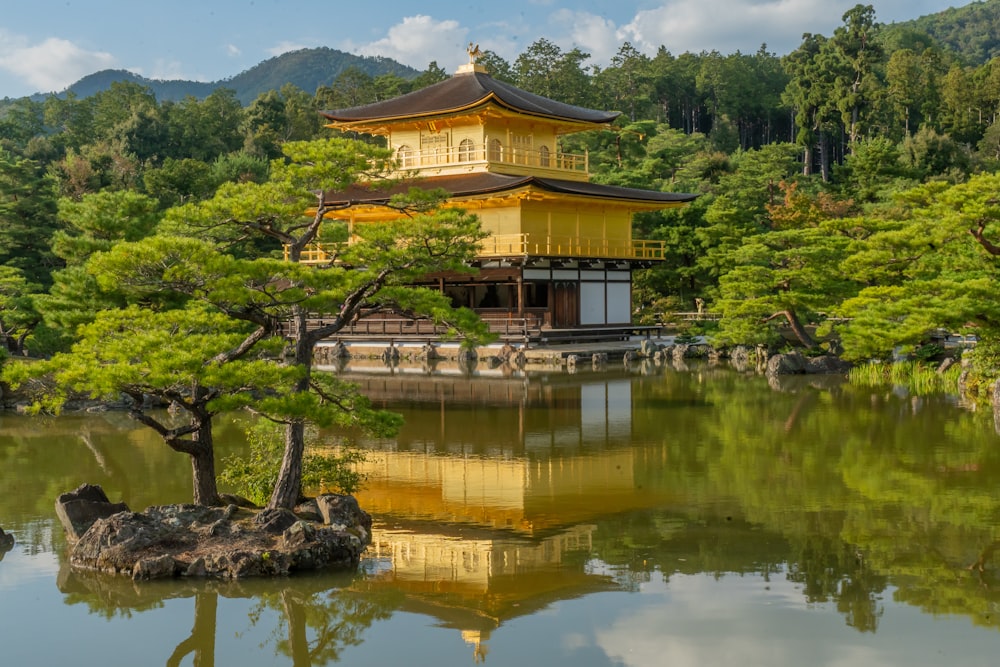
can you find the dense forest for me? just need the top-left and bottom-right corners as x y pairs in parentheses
(3, 2), (1000, 393)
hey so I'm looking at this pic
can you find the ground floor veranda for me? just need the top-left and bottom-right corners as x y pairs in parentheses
(290, 258), (663, 344)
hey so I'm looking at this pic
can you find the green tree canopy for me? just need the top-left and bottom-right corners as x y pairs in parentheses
(834, 174), (1000, 363)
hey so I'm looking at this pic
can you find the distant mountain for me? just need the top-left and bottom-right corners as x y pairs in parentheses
(61, 47), (420, 105)
(891, 0), (1000, 64)
(224, 48), (419, 104)
(66, 70), (216, 100)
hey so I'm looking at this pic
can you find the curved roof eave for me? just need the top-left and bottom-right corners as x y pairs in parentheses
(322, 173), (698, 208)
(324, 95), (614, 131)
(320, 71), (620, 126)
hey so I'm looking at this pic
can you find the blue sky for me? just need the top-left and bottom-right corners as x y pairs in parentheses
(0, 0), (968, 98)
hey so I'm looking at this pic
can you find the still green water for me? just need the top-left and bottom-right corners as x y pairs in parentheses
(3, 362), (1000, 666)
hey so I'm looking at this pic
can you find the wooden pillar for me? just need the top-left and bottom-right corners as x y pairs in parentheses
(516, 273), (525, 317)
(547, 281), (555, 326)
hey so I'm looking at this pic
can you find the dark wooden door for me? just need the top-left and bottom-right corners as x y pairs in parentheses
(552, 282), (578, 327)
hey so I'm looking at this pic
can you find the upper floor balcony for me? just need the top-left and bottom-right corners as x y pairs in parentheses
(395, 140), (589, 180)
(478, 234), (665, 260)
(290, 233), (665, 264)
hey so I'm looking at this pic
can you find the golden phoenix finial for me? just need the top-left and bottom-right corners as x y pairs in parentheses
(467, 43), (482, 63)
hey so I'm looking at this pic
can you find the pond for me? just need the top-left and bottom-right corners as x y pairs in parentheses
(3, 361), (1000, 666)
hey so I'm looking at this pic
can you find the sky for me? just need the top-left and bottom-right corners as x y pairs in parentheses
(0, 0), (971, 99)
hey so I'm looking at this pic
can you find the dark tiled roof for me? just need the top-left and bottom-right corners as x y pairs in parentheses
(323, 172), (697, 206)
(321, 71), (620, 125)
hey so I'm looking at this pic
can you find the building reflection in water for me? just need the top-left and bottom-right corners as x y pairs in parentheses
(364, 524), (608, 662)
(336, 365), (669, 661)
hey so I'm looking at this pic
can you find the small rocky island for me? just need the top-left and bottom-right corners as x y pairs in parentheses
(55, 484), (372, 580)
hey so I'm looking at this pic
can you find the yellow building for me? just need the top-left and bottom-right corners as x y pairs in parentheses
(317, 48), (696, 337)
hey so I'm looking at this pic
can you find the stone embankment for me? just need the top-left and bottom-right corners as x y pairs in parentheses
(54, 484), (371, 581)
(314, 338), (853, 377)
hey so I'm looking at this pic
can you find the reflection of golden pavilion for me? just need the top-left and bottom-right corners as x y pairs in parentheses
(347, 370), (678, 659)
(360, 523), (616, 662)
(366, 523), (596, 593)
(462, 630), (489, 664)
(356, 450), (643, 532)
(351, 370), (673, 532)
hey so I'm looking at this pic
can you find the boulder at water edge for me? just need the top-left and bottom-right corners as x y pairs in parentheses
(58, 490), (372, 581)
(766, 352), (851, 376)
(54, 483), (130, 541)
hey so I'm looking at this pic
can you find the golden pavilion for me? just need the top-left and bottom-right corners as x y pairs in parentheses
(315, 46), (696, 340)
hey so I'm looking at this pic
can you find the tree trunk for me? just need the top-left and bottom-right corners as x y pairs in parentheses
(268, 308), (313, 510)
(818, 130), (830, 183)
(780, 309), (815, 348)
(270, 421), (307, 510)
(190, 426), (221, 506)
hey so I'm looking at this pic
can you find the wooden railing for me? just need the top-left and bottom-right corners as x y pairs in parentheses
(285, 312), (545, 341)
(289, 245), (337, 263)
(396, 143), (588, 174)
(477, 311), (545, 338)
(289, 315), (665, 344)
(291, 235), (666, 264)
(478, 234), (665, 260)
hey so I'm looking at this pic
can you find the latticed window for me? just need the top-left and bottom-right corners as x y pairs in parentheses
(511, 134), (532, 164)
(487, 138), (502, 161)
(539, 145), (551, 167)
(397, 145), (415, 168)
(458, 138), (475, 162)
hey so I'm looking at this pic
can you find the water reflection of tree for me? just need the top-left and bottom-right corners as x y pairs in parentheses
(251, 580), (399, 666)
(690, 375), (1000, 632)
(608, 370), (1000, 633)
(167, 592), (217, 667)
(786, 535), (886, 633)
(58, 568), (400, 666)
(589, 506), (890, 631)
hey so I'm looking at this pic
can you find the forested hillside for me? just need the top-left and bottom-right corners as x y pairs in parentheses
(65, 70), (218, 101)
(54, 47), (420, 104)
(898, 0), (1000, 63)
(3, 2), (1000, 393)
(223, 48), (419, 104)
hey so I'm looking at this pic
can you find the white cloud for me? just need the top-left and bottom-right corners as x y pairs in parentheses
(593, 574), (892, 667)
(0, 33), (116, 93)
(226, 44), (242, 57)
(348, 15), (469, 72)
(543, 1), (961, 66)
(619, 0), (852, 56)
(550, 9), (621, 65)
